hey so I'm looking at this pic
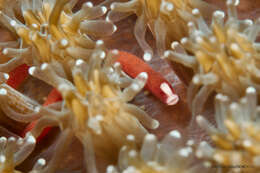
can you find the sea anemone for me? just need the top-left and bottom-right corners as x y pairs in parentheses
(0, 0), (116, 72)
(0, 0), (118, 128)
(196, 87), (260, 173)
(0, 45), (159, 172)
(108, 0), (213, 60)
(164, 0), (260, 115)
(0, 133), (37, 173)
(107, 130), (210, 173)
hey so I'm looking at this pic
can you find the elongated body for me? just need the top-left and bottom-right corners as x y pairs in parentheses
(0, 44), (159, 173)
(117, 51), (179, 105)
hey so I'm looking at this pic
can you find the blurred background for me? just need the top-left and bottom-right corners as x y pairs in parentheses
(0, 0), (259, 172)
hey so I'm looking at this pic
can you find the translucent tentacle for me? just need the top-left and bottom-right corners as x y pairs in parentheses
(124, 104), (159, 129)
(122, 72), (148, 101)
(134, 12), (153, 61)
(42, 129), (73, 173)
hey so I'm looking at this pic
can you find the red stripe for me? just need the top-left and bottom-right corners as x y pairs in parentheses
(22, 89), (62, 141)
(7, 64), (30, 89)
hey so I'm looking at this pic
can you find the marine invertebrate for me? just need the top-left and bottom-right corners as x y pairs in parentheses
(0, 0), (117, 138)
(0, 45), (159, 172)
(164, 0), (260, 115)
(108, 0), (213, 60)
(0, 0), (116, 72)
(117, 51), (179, 105)
(107, 130), (209, 173)
(196, 87), (260, 173)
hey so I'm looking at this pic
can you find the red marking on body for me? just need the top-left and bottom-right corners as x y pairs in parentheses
(7, 64), (62, 141)
(116, 51), (179, 105)
(7, 64), (30, 89)
(20, 51), (178, 142)
(22, 88), (62, 141)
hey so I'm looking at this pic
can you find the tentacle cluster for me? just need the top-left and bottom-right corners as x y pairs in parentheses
(196, 87), (260, 173)
(108, 0), (212, 60)
(0, 44), (159, 172)
(107, 130), (209, 173)
(165, 0), (260, 115)
(0, 133), (38, 173)
(0, 0), (116, 72)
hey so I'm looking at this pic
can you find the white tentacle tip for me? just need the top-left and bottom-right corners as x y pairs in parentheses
(179, 147), (192, 157)
(0, 137), (7, 143)
(131, 83), (140, 91)
(196, 115), (205, 125)
(41, 63), (49, 70)
(152, 120), (159, 129)
(3, 73), (9, 80)
(60, 39), (69, 47)
(166, 3), (174, 11)
(17, 137), (23, 145)
(37, 158), (46, 166)
(187, 140), (195, 146)
(106, 15), (111, 22)
(192, 8), (200, 15)
(227, 0), (239, 6)
(145, 134), (156, 141)
(34, 106), (41, 113)
(27, 135), (36, 144)
(10, 20), (17, 27)
(96, 40), (104, 46)
(28, 66), (36, 75)
(113, 25), (117, 32)
(163, 50), (171, 59)
(2, 48), (8, 55)
(0, 155), (6, 163)
(126, 134), (135, 142)
(110, 4), (115, 10)
(244, 19), (253, 26)
(58, 84), (71, 92)
(100, 51), (106, 59)
(171, 41), (179, 49)
(107, 165), (117, 173)
(85, 2), (93, 8)
(187, 21), (195, 28)
(213, 10), (225, 18)
(243, 140), (252, 147)
(246, 86), (256, 94)
(139, 72), (148, 80)
(113, 62), (120, 68)
(101, 6), (107, 14)
(128, 150), (137, 158)
(143, 52), (152, 61)
(180, 37), (188, 44)
(111, 49), (119, 55)
(0, 88), (7, 95)
(169, 130), (181, 138)
(8, 137), (16, 142)
(76, 59), (84, 66)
